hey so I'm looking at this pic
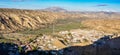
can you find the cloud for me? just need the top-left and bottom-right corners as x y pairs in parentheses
(95, 4), (108, 7)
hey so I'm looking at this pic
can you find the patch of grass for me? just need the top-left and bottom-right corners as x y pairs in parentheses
(19, 22), (86, 35)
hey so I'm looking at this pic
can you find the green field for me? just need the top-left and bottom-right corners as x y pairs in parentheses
(19, 18), (87, 35)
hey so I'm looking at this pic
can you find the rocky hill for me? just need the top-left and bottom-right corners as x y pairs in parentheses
(0, 8), (120, 33)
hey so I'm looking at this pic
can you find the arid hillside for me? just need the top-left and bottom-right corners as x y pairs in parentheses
(0, 8), (120, 33)
(82, 19), (120, 34)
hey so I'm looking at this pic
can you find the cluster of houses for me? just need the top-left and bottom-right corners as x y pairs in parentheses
(0, 29), (120, 55)
(58, 29), (105, 45)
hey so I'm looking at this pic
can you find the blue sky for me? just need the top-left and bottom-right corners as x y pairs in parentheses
(0, 0), (120, 12)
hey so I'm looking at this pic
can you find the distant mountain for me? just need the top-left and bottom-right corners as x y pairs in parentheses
(42, 7), (67, 12)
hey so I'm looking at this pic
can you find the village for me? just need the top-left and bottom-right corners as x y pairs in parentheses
(0, 29), (119, 55)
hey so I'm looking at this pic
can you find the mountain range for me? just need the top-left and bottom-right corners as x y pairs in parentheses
(42, 7), (68, 12)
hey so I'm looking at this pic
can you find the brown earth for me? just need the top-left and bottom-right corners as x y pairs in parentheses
(82, 19), (120, 34)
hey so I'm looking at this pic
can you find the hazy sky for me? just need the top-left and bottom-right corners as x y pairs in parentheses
(0, 0), (120, 12)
